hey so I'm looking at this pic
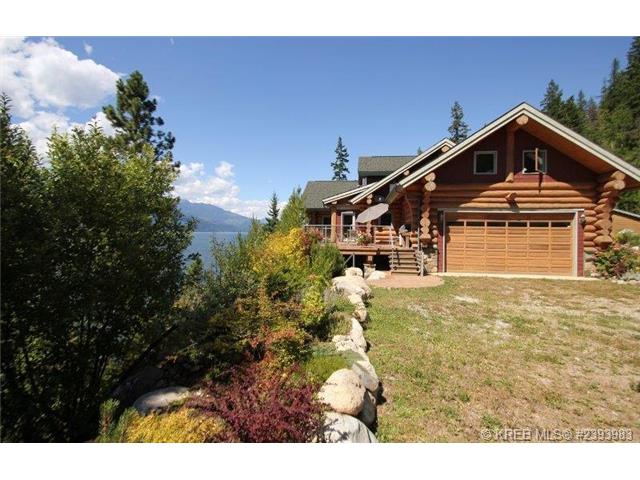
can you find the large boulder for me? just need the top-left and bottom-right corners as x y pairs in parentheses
(351, 358), (380, 393)
(345, 267), (364, 277)
(353, 305), (369, 323)
(333, 335), (366, 357)
(133, 386), (190, 415)
(357, 390), (377, 428)
(366, 270), (387, 281)
(318, 369), (365, 416)
(349, 317), (367, 351)
(323, 412), (377, 443)
(332, 275), (372, 299)
(347, 293), (365, 308)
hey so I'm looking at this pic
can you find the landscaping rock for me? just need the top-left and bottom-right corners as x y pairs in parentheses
(351, 358), (380, 393)
(333, 335), (367, 356)
(332, 275), (372, 299)
(347, 293), (365, 307)
(318, 369), (365, 416)
(366, 270), (387, 281)
(133, 386), (190, 415)
(349, 317), (367, 351)
(357, 390), (377, 428)
(345, 267), (364, 277)
(353, 305), (369, 323)
(323, 412), (377, 443)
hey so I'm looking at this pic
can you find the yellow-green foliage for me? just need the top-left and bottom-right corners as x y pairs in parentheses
(303, 353), (349, 384)
(264, 324), (310, 367)
(125, 408), (226, 443)
(300, 279), (327, 331)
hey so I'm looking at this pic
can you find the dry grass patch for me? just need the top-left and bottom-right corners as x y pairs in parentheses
(365, 277), (640, 442)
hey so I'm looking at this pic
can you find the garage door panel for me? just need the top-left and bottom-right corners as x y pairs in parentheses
(445, 213), (574, 275)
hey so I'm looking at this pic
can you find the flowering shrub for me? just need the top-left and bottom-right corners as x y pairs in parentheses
(261, 324), (310, 367)
(188, 365), (325, 442)
(355, 231), (373, 245)
(301, 227), (324, 253)
(594, 243), (640, 278)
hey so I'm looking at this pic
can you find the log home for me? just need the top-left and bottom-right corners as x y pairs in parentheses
(302, 103), (640, 277)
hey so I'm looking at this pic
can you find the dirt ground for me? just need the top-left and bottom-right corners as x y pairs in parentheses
(365, 276), (640, 442)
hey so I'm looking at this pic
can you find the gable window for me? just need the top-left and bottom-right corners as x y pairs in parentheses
(473, 151), (497, 175)
(522, 149), (547, 173)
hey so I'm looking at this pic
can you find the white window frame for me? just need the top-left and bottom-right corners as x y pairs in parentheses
(522, 149), (548, 174)
(473, 151), (498, 175)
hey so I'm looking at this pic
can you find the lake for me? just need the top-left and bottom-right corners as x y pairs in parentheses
(185, 231), (244, 266)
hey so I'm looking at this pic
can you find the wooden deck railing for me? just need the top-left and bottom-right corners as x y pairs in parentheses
(303, 224), (397, 246)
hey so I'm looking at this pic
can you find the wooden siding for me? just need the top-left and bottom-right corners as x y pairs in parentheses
(612, 211), (640, 234)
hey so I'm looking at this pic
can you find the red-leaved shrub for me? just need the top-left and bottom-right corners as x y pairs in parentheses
(188, 365), (325, 442)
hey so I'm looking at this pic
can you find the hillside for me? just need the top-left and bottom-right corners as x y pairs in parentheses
(179, 199), (253, 232)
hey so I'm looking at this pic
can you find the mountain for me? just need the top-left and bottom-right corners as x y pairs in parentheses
(179, 199), (254, 232)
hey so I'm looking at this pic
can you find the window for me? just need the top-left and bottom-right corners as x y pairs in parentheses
(522, 149), (547, 173)
(473, 151), (497, 175)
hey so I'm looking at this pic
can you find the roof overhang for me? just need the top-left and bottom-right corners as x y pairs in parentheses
(321, 182), (375, 205)
(392, 103), (640, 203)
(350, 138), (455, 204)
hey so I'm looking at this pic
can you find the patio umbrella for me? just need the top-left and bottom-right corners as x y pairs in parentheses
(356, 203), (389, 223)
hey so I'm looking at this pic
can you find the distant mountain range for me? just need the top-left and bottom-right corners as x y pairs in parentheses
(179, 199), (254, 232)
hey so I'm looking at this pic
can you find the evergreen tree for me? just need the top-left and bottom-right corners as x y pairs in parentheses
(417, 147), (423, 155)
(447, 101), (469, 143)
(277, 187), (307, 233)
(541, 80), (565, 120)
(265, 192), (280, 232)
(331, 136), (350, 180)
(103, 70), (176, 163)
(562, 95), (587, 134)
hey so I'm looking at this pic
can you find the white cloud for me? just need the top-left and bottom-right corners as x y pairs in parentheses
(174, 161), (269, 218)
(83, 42), (93, 56)
(0, 37), (119, 118)
(214, 160), (234, 178)
(1, 37), (120, 157)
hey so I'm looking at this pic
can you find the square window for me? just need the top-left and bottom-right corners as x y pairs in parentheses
(522, 149), (547, 173)
(473, 151), (497, 175)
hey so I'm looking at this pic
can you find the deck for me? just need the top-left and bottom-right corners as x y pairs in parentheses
(336, 243), (414, 255)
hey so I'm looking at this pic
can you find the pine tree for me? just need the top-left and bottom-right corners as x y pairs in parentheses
(103, 71), (176, 163)
(447, 101), (469, 143)
(541, 80), (565, 119)
(562, 96), (587, 134)
(331, 136), (350, 180)
(264, 192), (279, 233)
(417, 147), (423, 155)
(277, 187), (307, 233)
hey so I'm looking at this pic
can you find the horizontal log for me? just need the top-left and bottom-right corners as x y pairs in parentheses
(584, 209), (596, 217)
(583, 232), (598, 241)
(597, 171), (626, 182)
(436, 181), (596, 191)
(594, 203), (613, 214)
(594, 219), (612, 230)
(584, 225), (597, 233)
(424, 172), (436, 182)
(429, 202), (597, 209)
(584, 246), (598, 254)
(431, 188), (595, 198)
(432, 196), (595, 204)
(424, 181), (437, 192)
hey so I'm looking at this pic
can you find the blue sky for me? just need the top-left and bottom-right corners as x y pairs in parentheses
(1, 37), (633, 217)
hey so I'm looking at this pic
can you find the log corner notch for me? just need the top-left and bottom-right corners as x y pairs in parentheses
(592, 170), (626, 251)
(505, 114), (529, 183)
(420, 172), (436, 243)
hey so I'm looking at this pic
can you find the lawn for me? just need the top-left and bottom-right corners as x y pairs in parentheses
(365, 277), (640, 442)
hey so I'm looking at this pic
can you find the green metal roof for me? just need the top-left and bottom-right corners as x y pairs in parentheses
(302, 180), (359, 210)
(358, 155), (415, 176)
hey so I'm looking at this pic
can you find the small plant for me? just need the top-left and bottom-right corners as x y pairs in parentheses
(594, 243), (640, 278)
(125, 408), (226, 443)
(355, 231), (373, 246)
(302, 350), (350, 384)
(615, 229), (640, 247)
(188, 365), (326, 442)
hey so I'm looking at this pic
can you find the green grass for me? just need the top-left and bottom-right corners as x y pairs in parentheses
(365, 277), (640, 442)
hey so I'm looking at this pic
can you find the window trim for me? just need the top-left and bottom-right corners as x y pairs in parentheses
(473, 151), (498, 175)
(522, 149), (548, 174)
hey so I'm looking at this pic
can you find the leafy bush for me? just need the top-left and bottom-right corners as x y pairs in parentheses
(615, 229), (640, 247)
(310, 243), (345, 280)
(261, 324), (310, 367)
(125, 408), (226, 443)
(594, 243), (640, 278)
(302, 350), (349, 384)
(188, 365), (325, 442)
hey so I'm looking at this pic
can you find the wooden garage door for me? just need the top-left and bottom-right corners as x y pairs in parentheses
(445, 213), (575, 275)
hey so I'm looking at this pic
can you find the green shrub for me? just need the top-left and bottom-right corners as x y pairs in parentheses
(303, 353), (349, 384)
(310, 243), (345, 281)
(594, 243), (640, 278)
(96, 400), (139, 443)
(615, 229), (640, 247)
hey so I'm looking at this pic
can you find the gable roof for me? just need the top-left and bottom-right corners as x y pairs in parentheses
(322, 182), (377, 205)
(302, 180), (359, 210)
(350, 138), (455, 204)
(358, 156), (415, 177)
(394, 103), (640, 202)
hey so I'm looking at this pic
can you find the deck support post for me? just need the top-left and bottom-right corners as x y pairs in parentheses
(330, 205), (337, 243)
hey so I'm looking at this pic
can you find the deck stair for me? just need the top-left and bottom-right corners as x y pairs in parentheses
(389, 247), (420, 275)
